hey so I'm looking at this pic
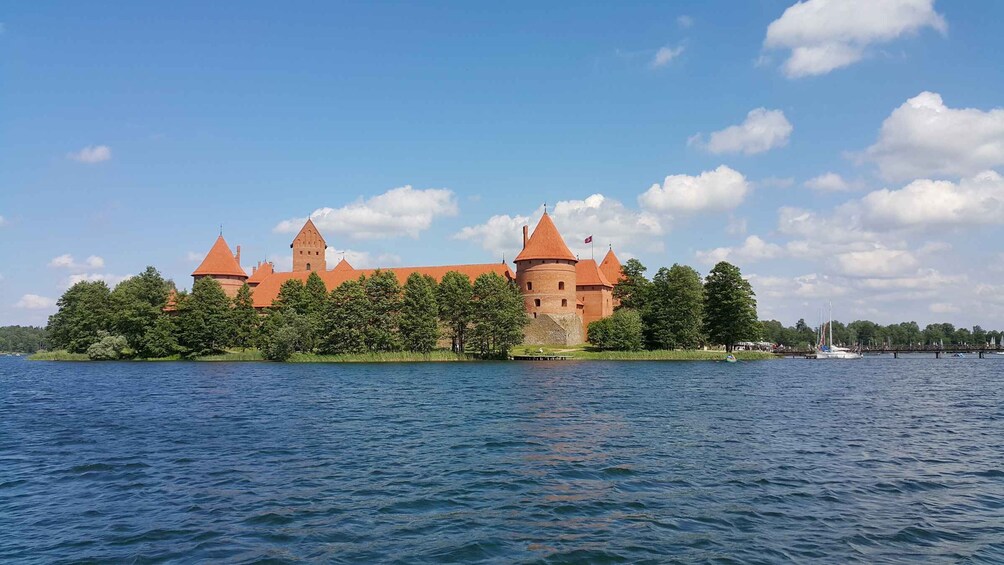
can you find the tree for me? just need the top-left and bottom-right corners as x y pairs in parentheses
(47, 281), (113, 353)
(469, 273), (527, 357)
(258, 310), (312, 361)
(109, 266), (173, 357)
(613, 258), (651, 312)
(588, 309), (644, 350)
(703, 261), (759, 352)
(177, 277), (234, 357)
(400, 273), (439, 353)
(231, 283), (259, 349)
(319, 279), (370, 354)
(437, 271), (473, 353)
(0, 326), (47, 353)
(86, 332), (130, 360)
(363, 271), (403, 351)
(646, 264), (704, 349)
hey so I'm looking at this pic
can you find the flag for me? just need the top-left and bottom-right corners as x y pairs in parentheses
(584, 235), (593, 244)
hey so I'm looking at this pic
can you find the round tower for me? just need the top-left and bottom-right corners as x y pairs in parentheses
(191, 234), (248, 298)
(514, 212), (578, 319)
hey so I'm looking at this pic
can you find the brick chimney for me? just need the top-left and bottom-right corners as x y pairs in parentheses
(522, 225), (529, 249)
(235, 245), (241, 264)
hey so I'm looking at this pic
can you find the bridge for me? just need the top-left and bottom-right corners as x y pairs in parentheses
(774, 345), (1004, 359)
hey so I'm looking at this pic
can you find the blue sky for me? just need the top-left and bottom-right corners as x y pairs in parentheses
(4, 0), (1004, 328)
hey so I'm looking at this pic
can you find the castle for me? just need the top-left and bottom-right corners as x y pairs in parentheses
(191, 213), (624, 345)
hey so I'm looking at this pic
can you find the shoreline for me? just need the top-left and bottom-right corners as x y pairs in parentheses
(26, 348), (775, 363)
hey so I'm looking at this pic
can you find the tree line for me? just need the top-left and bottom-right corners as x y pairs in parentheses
(761, 319), (1004, 349)
(0, 326), (47, 353)
(587, 260), (759, 352)
(44, 266), (528, 360)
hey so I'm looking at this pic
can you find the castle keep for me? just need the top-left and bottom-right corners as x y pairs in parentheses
(192, 213), (623, 344)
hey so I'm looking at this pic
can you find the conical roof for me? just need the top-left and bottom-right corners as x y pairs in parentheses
(514, 213), (577, 262)
(192, 235), (248, 278)
(576, 259), (613, 287)
(599, 247), (623, 283)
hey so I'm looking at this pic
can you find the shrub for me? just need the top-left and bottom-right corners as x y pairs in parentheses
(86, 333), (131, 360)
(588, 309), (644, 351)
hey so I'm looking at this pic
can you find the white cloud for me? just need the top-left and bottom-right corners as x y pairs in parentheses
(764, 0), (946, 78)
(651, 45), (685, 68)
(48, 254), (105, 271)
(454, 194), (663, 259)
(805, 172), (861, 192)
(639, 165), (750, 214)
(832, 248), (919, 278)
(696, 235), (783, 265)
(864, 92), (1004, 181)
(691, 108), (793, 155)
(67, 145), (112, 164)
(930, 302), (960, 314)
(274, 185), (458, 239)
(325, 247), (402, 269)
(677, 15), (694, 28)
(65, 273), (130, 288)
(15, 294), (56, 309)
(859, 171), (1004, 229)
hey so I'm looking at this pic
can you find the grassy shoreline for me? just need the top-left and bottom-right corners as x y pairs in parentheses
(29, 347), (774, 362)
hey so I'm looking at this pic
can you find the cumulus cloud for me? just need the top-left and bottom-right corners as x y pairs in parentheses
(49, 254), (105, 271)
(67, 145), (112, 164)
(325, 247), (402, 269)
(15, 294), (56, 309)
(639, 165), (750, 214)
(690, 108), (793, 155)
(652, 45), (685, 68)
(805, 172), (862, 192)
(859, 171), (1004, 229)
(831, 248), (919, 278)
(274, 185), (458, 240)
(930, 302), (960, 314)
(764, 0), (946, 78)
(696, 235), (784, 265)
(455, 194), (663, 259)
(864, 92), (1004, 181)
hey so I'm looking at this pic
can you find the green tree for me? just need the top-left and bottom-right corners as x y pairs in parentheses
(258, 310), (312, 361)
(319, 279), (370, 354)
(363, 271), (403, 351)
(143, 316), (179, 358)
(47, 280), (113, 353)
(0, 326), (48, 353)
(177, 277), (235, 357)
(646, 264), (705, 349)
(703, 261), (759, 352)
(437, 271), (473, 353)
(109, 266), (173, 356)
(273, 278), (309, 314)
(588, 309), (644, 350)
(469, 273), (527, 358)
(86, 332), (130, 360)
(613, 258), (652, 312)
(231, 283), (259, 350)
(400, 272), (439, 353)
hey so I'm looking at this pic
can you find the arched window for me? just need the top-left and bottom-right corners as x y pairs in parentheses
(306, 263), (312, 271)
(558, 281), (565, 290)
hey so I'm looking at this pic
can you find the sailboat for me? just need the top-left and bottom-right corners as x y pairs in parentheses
(815, 302), (863, 360)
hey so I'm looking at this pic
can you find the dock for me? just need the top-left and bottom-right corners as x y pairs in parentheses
(511, 354), (569, 361)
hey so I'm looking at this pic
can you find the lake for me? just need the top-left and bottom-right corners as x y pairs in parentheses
(1, 356), (1003, 564)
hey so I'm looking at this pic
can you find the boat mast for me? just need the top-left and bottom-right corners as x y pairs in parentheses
(828, 301), (833, 349)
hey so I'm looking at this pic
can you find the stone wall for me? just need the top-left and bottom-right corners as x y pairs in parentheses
(522, 312), (583, 345)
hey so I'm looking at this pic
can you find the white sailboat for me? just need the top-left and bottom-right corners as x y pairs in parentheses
(815, 302), (862, 360)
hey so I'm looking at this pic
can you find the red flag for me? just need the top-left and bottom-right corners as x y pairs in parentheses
(584, 235), (593, 244)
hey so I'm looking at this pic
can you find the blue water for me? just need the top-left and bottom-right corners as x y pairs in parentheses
(2, 356), (1003, 564)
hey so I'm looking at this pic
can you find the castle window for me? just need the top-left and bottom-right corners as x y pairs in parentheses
(534, 299), (541, 307)
(300, 251), (303, 255)
(306, 263), (312, 271)
(561, 299), (567, 307)
(558, 281), (565, 290)
(533, 312), (537, 318)
(527, 282), (533, 291)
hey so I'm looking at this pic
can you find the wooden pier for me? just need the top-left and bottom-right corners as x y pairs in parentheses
(510, 354), (569, 361)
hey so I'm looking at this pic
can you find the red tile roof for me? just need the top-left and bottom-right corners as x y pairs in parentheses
(599, 248), (623, 283)
(247, 261), (274, 284)
(249, 262), (514, 308)
(514, 213), (577, 262)
(292, 218), (326, 248)
(575, 259), (613, 288)
(192, 235), (248, 278)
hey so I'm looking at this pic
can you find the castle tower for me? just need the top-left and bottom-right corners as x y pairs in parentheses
(515, 212), (582, 344)
(192, 235), (248, 298)
(291, 218), (327, 272)
(599, 245), (624, 309)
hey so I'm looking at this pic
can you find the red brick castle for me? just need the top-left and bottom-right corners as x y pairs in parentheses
(192, 214), (623, 345)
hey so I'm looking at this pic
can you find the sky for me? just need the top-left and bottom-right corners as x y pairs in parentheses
(3, 0), (1004, 329)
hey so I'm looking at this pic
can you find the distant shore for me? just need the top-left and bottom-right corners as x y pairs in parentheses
(28, 347), (774, 363)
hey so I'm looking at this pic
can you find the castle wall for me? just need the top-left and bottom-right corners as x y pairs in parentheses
(577, 285), (614, 333)
(195, 274), (245, 299)
(515, 259), (577, 318)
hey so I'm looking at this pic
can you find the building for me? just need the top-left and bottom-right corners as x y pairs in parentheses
(191, 213), (623, 344)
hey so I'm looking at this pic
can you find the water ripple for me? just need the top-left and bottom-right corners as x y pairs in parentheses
(1, 356), (1003, 563)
